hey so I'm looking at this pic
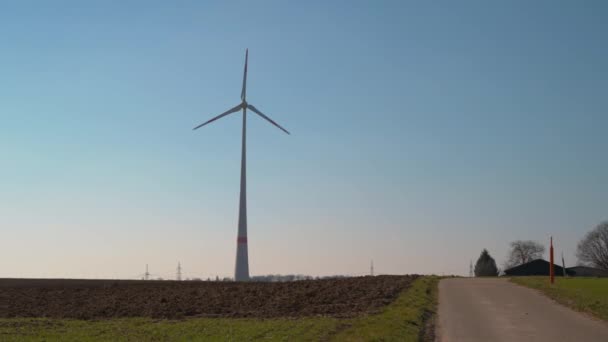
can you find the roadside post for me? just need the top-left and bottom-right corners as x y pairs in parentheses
(550, 236), (555, 284)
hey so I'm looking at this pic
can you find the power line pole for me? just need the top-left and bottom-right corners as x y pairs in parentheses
(561, 252), (567, 277)
(370, 260), (374, 276)
(145, 264), (150, 281)
(177, 262), (182, 281)
(469, 260), (473, 277)
(550, 236), (555, 284)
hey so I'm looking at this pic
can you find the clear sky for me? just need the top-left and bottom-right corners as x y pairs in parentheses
(1, 1), (607, 279)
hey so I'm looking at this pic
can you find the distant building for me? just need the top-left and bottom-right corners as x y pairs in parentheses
(504, 259), (567, 277)
(503, 259), (608, 277)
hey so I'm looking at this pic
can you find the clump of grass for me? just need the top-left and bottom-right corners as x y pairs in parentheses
(511, 276), (608, 321)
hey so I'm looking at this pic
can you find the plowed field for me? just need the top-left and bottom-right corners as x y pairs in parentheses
(0, 275), (417, 320)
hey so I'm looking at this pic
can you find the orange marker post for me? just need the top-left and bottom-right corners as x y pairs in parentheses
(550, 236), (555, 284)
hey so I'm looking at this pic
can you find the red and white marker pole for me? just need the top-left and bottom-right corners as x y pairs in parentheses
(550, 236), (555, 284)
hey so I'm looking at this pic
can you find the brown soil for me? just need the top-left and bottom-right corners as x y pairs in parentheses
(0, 275), (417, 320)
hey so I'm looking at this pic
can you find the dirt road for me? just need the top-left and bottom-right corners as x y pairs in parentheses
(436, 278), (608, 342)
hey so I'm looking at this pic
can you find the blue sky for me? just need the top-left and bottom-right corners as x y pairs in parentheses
(1, 1), (607, 278)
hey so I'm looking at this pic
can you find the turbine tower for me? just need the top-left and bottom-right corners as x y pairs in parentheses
(193, 49), (290, 281)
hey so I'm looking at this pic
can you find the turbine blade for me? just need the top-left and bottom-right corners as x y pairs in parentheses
(193, 104), (243, 130)
(247, 104), (290, 135)
(241, 49), (248, 101)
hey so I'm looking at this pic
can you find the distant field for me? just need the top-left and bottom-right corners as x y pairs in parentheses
(0, 276), (438, 341)
(511, 276), (608, 321)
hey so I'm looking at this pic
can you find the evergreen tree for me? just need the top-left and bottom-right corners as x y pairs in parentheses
(474, 249), (499, 276)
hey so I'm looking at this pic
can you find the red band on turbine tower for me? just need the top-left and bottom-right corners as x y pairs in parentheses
(237, 236), (247, 244)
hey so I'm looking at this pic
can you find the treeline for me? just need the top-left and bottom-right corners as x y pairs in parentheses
(175, 274), (351, 282)
(250, 274), (349, 282)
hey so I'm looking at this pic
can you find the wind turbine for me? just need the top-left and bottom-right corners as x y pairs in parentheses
(193, 49), (290, 281)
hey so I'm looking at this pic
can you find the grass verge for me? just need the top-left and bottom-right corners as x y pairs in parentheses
(333, 276), (439, 341)
(0, 276), (439, 341)
(511, 276), (608, 321)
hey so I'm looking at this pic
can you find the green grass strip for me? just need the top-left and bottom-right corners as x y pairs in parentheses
(332, 276), (438, 341)
(511, 276), (608, 321)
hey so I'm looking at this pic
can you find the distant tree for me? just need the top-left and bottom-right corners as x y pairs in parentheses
(577, 221), (608, 271)
(505, 240), (545, 269)
(474, 249), (499, 276)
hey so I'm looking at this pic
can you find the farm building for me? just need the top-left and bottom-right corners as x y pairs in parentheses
(504, 259), (568, 276)
(504, 259), (608, 277)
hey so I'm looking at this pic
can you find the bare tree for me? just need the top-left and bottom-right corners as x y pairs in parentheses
(577, 222), (608, 271)
(505, 240), (545, 268)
